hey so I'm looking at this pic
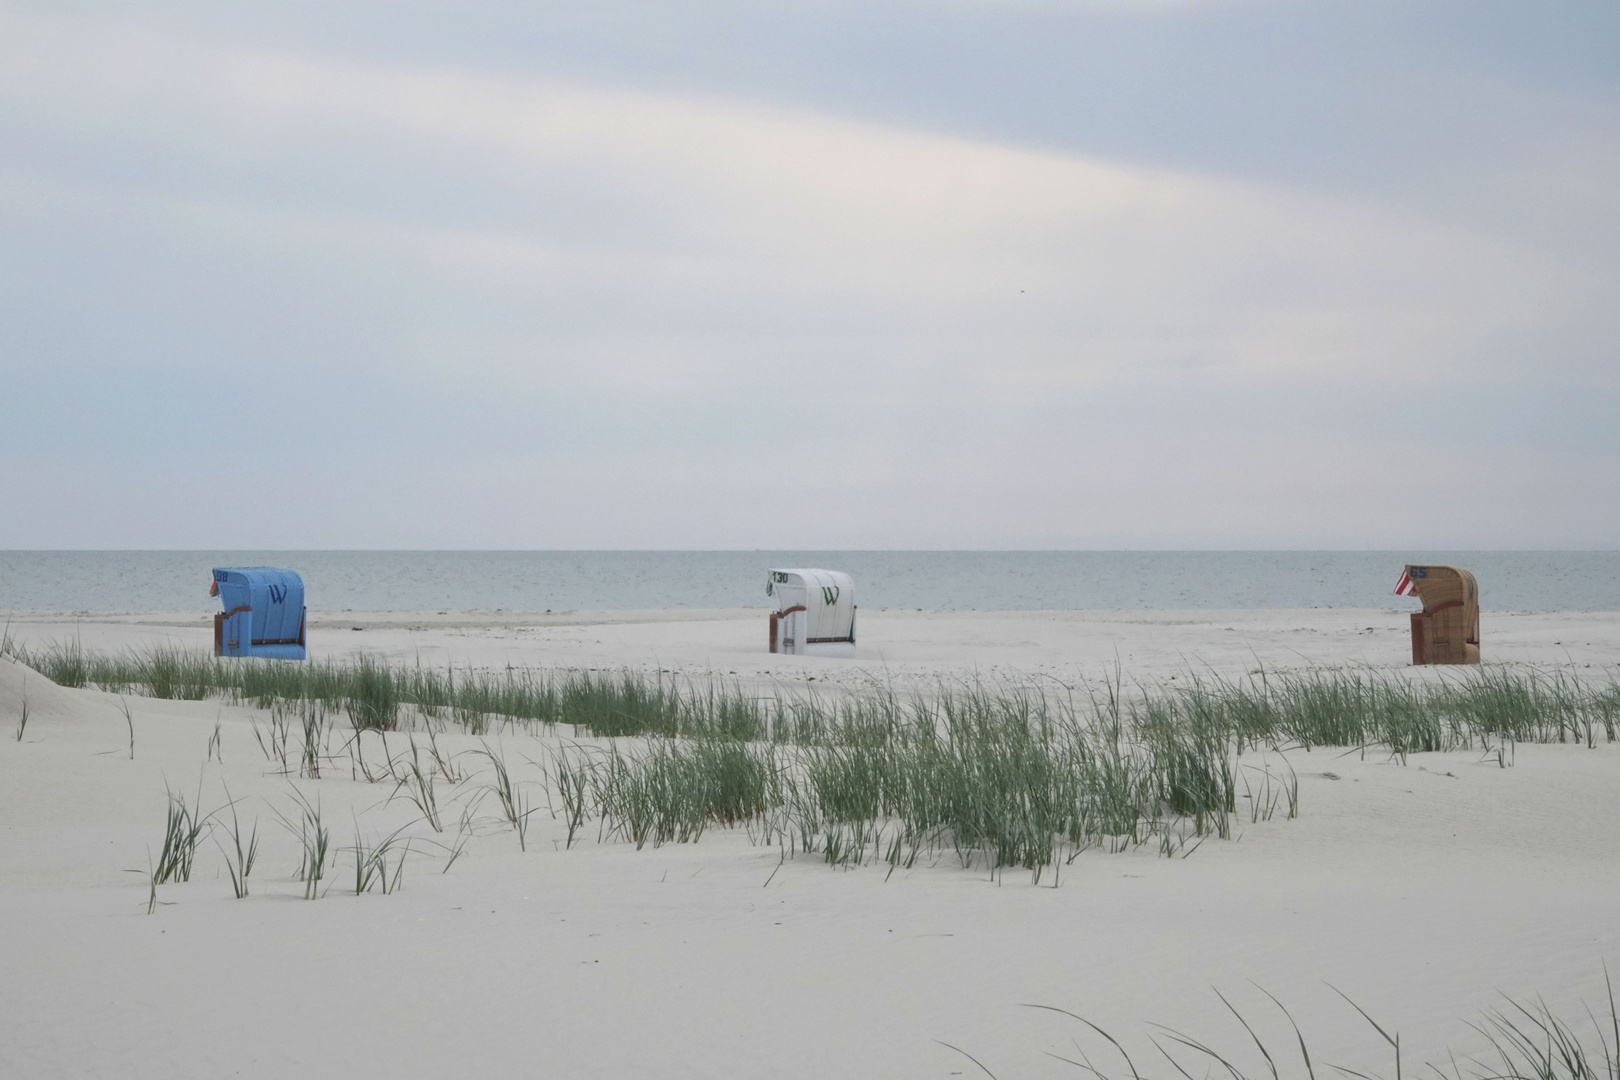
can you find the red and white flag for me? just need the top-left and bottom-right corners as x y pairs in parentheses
(1392, 569), (1416, 596)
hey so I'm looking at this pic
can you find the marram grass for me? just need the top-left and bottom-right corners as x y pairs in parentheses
(12, 638), (1615, 878)
(8, 640), (1613, 752)
(950, 971), (1620, 1080)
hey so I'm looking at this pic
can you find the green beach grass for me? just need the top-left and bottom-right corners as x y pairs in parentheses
(950, 972), (1620, 1080)
(7, 639), (1618, 879)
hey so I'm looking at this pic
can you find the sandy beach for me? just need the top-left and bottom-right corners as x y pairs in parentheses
(7, 605), (1619, 684)
(2, 608), (1618, 1079)
(8, 0), (1616, 1073)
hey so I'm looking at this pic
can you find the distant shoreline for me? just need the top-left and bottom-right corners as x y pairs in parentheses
(4, 550), (1618, 612)
(5, 608), (1615, 689)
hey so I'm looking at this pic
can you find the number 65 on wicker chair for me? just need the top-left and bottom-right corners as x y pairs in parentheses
(1393, 565), (1480, 665)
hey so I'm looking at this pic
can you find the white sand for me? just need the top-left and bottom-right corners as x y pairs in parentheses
(9, 605), (1620, 684)
(3, 610), (1619, 1079)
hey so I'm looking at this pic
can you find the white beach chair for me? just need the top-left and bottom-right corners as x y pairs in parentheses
(767, 569), (855, 655)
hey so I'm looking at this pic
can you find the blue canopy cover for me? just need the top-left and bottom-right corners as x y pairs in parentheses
(211, 567), (307, 660)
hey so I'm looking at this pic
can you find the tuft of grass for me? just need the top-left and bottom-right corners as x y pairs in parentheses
(481, 742), (533, 851)
(424, 728), (462, 783)
(1239, 758), (1298, 824)
(590, 738), (780, 851)
(1467, 975), (1620, 1080)
(392, 740), (443, 832)
(349, 821), (412, 895)
(299, 699), (328, 779)
(343, 730), (387, 784)
(344, 655), (400, 731)
(442, 799), (480, 874)
(25, 637), (88, 688)
(119, 696), (135, 760)
(152, 781), (209, 885)
(547, 746), (594, 850)
(214, 786), (258, 899)
(253, 703), (295, 773)
(274, 787), (331, 900)
(138, 645), (213, 700)
(11, 657), (28, 741)
(1004, 973), (1620, 1080)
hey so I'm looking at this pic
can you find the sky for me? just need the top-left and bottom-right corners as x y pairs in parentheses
(1, 1), (1616, 549)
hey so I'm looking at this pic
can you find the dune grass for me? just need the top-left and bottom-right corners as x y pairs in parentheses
(215, 788), (258, 900)
(152, 782), (208, 885)
(584, 737), (781, 850)
(974, 972), (1620, 1080)
(273, 787), (331, 900)
(393, 744), (444, 833)
(5, 638), (1613, 754)
(252, 703), (293, 772)
(18, 637), (89, 688)
(296, 699), (330, 779)
(480, 742), (534, 850)
(518, 681), (1243, 876)
(8, 637), (1616, 878)
(348, 822), (411, 895)
(549, 746), (592, 849)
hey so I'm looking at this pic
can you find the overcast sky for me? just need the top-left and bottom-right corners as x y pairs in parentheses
(2, 1), (1615, 549)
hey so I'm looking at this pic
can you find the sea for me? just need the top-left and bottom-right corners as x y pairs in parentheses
(0, 551), (1616, 613)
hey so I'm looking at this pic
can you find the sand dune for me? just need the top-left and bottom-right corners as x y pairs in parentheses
(2, 611), (1618, 1079)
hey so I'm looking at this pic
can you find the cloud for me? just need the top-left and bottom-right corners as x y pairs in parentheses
(0, 11), (1613, 547)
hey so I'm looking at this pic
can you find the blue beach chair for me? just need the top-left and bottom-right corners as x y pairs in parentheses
(211, 567), (308, 660)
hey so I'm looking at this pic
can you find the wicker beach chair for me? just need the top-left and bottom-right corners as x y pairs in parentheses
(766, 569), (855, 655)
(1403, 565), (1480, 665)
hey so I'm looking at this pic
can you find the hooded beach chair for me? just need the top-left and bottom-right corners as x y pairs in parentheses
(767, 569), (855, 655)
(1394, 565), (1479, 665)
(211, 567), (308, 660)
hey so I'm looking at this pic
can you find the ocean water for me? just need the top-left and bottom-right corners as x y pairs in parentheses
(1, 551), (1616, 613)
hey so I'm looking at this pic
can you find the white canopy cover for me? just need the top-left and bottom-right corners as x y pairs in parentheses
(766, 568), (855, 653)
